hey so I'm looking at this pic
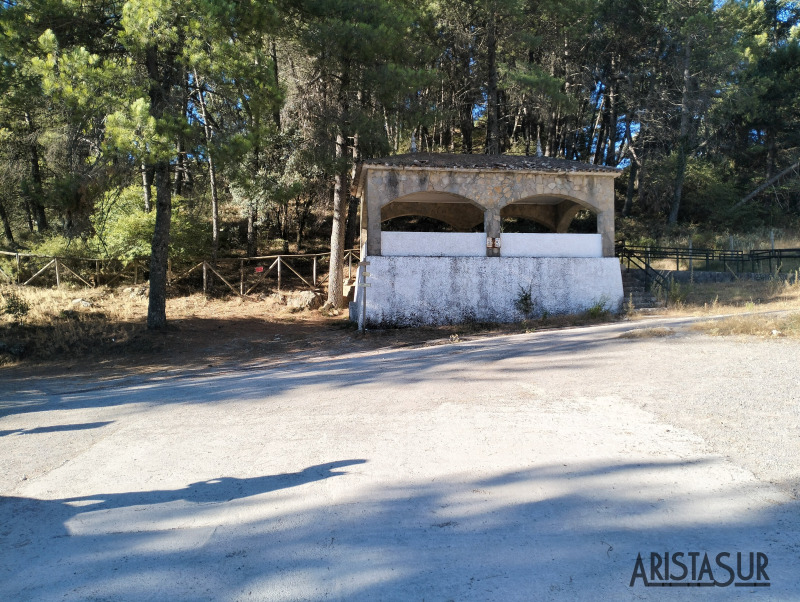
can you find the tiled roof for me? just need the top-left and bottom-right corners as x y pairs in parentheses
(359, 152), (620, 174)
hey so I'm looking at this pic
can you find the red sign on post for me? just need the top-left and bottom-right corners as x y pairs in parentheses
(254, 266), (264, 273)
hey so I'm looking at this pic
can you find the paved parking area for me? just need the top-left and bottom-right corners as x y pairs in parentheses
(1, 318), (798, 600)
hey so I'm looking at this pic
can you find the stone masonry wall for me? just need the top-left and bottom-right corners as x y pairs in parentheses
(364, 166), (616, 257)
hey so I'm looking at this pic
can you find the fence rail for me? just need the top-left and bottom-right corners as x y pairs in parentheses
(615, 241), (800, 274)
(615, 244), (672, 299)
(0, 249), (361, 297)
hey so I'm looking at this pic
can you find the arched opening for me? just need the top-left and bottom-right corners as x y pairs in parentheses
(501, 217), (555, 233)
(381, 191), (485, 233)
(382, 215), (484, 233)
(565, 209), (597, 233)
(499, 195), (602, 258)
(500, 195), (598, 234)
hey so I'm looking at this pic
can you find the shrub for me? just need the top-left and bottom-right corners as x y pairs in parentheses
(586, 297), (610, 319)
(513, 284), (535, 318)
(91, 185), (211, 261)
(2, 291), (29, 322)
(28, 235), (93, 258)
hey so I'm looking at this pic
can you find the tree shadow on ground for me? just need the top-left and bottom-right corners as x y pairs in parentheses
(1, 458), (797, 600)
(0, 421), (113, 437)
(0, 323), (625, 419)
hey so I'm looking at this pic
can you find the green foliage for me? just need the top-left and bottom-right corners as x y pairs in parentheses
(586, 298), (610, 320)
(513, 284), (535, 318)
(679, 159), (743, 227)
(2, 0), (800, 269)
(91, 186), (210, 261)
(28, 235), (93, 258)
(667, 281), (688, 306)
(2, 291), (29, 322)
(105, 98), (174, 162)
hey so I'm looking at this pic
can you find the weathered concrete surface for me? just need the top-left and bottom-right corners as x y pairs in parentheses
(352, 256), (623, 326)
(1, 319), (799, 600)
(381, 232), (486, 257)
(501, 233), (602, 257)
(380, 233), (602, 259)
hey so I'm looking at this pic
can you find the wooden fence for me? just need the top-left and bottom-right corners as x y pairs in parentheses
(0, 249), (361, 297)
(615, 241), (800, 274)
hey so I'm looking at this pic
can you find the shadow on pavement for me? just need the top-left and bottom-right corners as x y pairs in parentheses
(1, 458), (797, 600)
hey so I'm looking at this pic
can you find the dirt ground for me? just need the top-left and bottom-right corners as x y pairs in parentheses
(0, 284), (623, 382)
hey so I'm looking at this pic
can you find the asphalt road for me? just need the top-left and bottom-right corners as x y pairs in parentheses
(1, 317), (799, 600)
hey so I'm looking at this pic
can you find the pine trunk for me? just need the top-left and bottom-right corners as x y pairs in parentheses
(147, 160), (172, 329)
(669, 43), (692, 225)
(486, 9), (499, 156)
(145, 45), (176, 330)
(247, 205), (258, 257)
(605, 79), (618, 166)
(141, 164), (153, 212)
(326, 129), (349, 308)
(0, 199), (14, 244)
(24, 113), (48, 232)
(623, 160), (638, 217)
(194, 71), (220, 262)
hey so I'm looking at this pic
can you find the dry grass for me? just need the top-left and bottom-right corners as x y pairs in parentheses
(5, 270), (799, 367)
(633, 272), (800, 340)
(0, 286), (145, 364)
(618, 327), (675, 339)
(635, 271), (800, 317)
(690, 313), (800, 339)
(0, 281), (625, 368)
(0, 285), (339, 366)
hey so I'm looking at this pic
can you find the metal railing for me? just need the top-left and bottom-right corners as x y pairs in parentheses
(615, 240), (800, 274)
(615, 243), (672, 300)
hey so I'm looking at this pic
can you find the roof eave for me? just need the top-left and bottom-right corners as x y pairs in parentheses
(356, 162), (621, 184)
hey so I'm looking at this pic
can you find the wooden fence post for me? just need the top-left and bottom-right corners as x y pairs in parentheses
(203, 261), (208, 294)
(313, 256), (317, 286)
(55, 259), (60, 288)
(277, 256), (282, 291)
(240, 259), (244, 295)
(16, 253), (20, 284)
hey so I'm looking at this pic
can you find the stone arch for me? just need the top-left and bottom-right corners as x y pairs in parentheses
(380, 191), (485, 232)
(362, 164), (617, 257)
(500, 194), (599, 233)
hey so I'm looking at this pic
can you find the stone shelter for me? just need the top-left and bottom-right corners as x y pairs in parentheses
(350, 153), (623, 326)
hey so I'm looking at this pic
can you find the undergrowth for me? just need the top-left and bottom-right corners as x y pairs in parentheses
(0, 286), (144, 364)
(691, 313), (800, 339)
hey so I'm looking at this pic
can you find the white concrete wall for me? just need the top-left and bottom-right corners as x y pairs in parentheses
(381, 232), (486, 257)
(501, 233), (602, 257)
(350, 256), (623, 326)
